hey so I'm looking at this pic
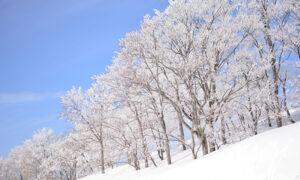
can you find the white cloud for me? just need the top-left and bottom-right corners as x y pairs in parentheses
(0, 92), (63, 104)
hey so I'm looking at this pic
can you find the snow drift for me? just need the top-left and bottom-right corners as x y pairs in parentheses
(81, 122), (300, 180)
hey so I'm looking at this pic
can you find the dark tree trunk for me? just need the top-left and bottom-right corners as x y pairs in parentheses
(265, 103), (272, 127)
(160, 112), (172, 165)
(282, 75), (295, 124)
(100, 124), (105, 174)
(177, 113), (187, 151)
(221, 116), (227, 144)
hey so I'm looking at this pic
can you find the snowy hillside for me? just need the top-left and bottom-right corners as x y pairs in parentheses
(82, 122), (300, 180)
(1, 0), (299, 179)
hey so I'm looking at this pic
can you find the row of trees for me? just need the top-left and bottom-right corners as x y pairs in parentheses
(1, 0), (299, 179)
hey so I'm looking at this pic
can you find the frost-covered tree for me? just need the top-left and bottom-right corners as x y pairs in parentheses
(4, 0), (299, 178)
(61, 85), (111, 174)
(6, 128), (56, 180)
(243, 0), (298, 127)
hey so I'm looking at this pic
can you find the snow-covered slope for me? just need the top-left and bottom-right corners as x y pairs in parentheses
(81, 122), (300, 180)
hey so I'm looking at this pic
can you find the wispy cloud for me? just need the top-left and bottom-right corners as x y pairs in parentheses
(0, 92), (63, 104)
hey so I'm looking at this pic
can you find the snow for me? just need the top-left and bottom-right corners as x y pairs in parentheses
(81, 122), (300, 180)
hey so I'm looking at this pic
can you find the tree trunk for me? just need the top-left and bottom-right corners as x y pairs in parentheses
(100, 140), (105, 174)
(208, 76), (217, 153)
(196, 129), (208, 156)
(133, 151), (140, 170)
(133, 105), (149, 168)
(175, 91), (187, 151)
(201, 134), (209, 156)
(265, 103), (272, 127)
(221, 116), (227, 144)
(282, 76), (295, 124)
(208, 121), (216, 153)
(264, 16), (282, 127)
(144, 158), (149, 168)
(253, 119), (258, 135)
(177, 113), (186, 151)
(158, 149), (164, 160)
(273, 68), (282, 127)
(99, 125), (105, 174)
(191, 133), (197, 159)
(159, 112), (172, 165)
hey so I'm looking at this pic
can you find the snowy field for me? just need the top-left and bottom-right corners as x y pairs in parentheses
(81, 121), (300, 180)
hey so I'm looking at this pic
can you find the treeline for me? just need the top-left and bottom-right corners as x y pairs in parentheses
(1, 0), (299, 179)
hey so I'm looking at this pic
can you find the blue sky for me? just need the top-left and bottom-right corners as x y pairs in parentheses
(0, 0), (169, 158)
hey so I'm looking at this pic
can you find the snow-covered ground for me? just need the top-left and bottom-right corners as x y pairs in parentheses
(81, 121), (300, 180)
